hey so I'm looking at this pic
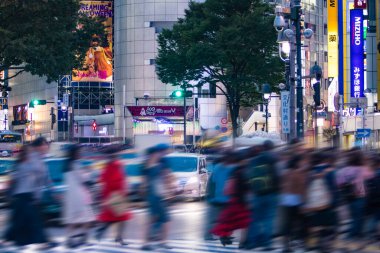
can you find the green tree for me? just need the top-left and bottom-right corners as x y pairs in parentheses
(0, 0), (106, 83)
(156, 0), (283, 137)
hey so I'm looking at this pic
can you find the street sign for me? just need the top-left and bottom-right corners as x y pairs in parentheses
(356, 128), (371, 138)
(281, 91), (290, 134)
(221, 118), (228, 125)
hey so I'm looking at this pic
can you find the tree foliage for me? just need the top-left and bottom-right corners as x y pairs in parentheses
(156, 0), (283, 137)
(0, 0), (106, 82)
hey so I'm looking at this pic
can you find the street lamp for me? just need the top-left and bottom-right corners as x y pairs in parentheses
(262, 84), (271, 133)
(274, 3), (314, 140)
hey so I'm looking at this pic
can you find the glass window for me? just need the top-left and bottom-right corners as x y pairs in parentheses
(0, 134), (22, 143)
(165, 157), (198, 172)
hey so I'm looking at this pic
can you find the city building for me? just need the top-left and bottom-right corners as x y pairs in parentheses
(6, 0), (228, 144)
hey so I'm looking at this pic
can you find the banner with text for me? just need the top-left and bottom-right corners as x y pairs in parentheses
(350, 9), (364, 98)
(328, 0), (339, 79)
(281, 91), (290, 134)
(127, 106), (190, 117)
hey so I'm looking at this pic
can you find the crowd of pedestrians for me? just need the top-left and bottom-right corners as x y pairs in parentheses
(205, 140), (380, 252)
(1, 136), (380, 252)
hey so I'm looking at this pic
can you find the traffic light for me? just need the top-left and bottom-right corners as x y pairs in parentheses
(313, 82), (321, 107)
(310, 62), (322, 81)
(92, 120), (97, 132)
(170, 90), (193, 98)
(29, 99), (47, 108)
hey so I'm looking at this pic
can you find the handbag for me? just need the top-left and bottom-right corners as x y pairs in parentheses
(104, 191), (128, 217)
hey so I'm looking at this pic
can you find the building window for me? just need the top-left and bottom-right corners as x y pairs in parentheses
(201, 89), (209, 98)
(151, 21), (176, 33)
(210, 83), (216, 98)
(144, 59), (156, 65)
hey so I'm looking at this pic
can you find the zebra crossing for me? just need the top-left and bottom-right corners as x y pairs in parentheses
(1, 238), (380, 253)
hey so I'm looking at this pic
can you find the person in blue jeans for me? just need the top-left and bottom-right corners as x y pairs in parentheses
(243, 141), (280, 251)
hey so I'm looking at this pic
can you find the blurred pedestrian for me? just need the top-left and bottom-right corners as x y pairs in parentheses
(364, 154), (380, 243)
(96, 145), (131, 246)
(141, 144), (175, 251)
(203, 152), (235, 241)
(303, 150), (338, 252)
(3, 138), (57, 250)
(337, 148), (372, 239)
(279, 155), (307, 253)
(211, 151), (251, 247)
(245, 141), (280, 251)
(63, 145), (96, 248)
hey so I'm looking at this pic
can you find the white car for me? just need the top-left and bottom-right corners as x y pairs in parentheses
(165, 153), (209, 199)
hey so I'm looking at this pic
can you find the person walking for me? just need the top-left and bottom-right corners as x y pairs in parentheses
(4, 138), (57, 250)
(211, 151), (251, 247)
(279, 155), (307, 253)
(141, 144), (175, 251)
(96, 145), (131, 246)
(63, 145), (96, 248)
(337, 148), (372, 240)
(203, 152), (236, 241)
(245, 141), (280, 251)
(303, 150), (338, 253)
(363, 154), (380, 246)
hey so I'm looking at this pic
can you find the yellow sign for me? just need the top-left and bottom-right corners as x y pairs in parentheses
(327, 0), (338, 78)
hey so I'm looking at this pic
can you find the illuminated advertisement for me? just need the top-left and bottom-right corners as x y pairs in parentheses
(350, 9), (364, 98)
(12, 104), (28, 125)
(328, 0), (339, 78)
(72, 1), (113, 82)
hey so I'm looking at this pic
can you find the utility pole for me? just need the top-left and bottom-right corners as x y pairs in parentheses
(293, 0), (304, 139)
(183, 86), (187, 145)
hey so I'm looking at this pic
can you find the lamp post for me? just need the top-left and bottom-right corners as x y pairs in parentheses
(274, 3), (314, 140)
(262, 84), (271, 133)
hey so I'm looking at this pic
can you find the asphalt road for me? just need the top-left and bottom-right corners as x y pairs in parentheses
(0, 202), (379, 253)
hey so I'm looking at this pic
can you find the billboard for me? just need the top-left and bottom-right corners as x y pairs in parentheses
(350, 9), (364, 98)
(127, 106), (191, 117)
(328, 0), (339, 78)
(12, 104), (28, 125)
(72, 1), (113, 82)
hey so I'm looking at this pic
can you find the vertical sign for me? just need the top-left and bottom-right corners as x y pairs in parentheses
(328, 0), (339, 79)
(350, 9), (364, 98)
(281, 91), (290, 134)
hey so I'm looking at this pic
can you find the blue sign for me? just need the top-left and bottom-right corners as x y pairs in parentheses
(356, 128), (371, 138)
(350, 9), (364, 98)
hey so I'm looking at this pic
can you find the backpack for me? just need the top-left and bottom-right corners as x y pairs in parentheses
(249, 155), (278, 195)
(365, 173), (380, 208)
(304, 178), (332, 212)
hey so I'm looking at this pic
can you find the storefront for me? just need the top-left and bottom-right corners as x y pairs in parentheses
(126, 105), (200, 144)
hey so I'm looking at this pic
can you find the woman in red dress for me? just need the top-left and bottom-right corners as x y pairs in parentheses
(211, 159), (251, 247)
(96, 147), (132, 246)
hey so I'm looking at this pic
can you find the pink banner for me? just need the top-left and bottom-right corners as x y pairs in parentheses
(127, 106), (189, 117)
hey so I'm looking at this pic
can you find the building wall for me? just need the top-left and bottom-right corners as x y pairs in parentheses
(114, 0), (224, 142)
(8, 71), (57, 141)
